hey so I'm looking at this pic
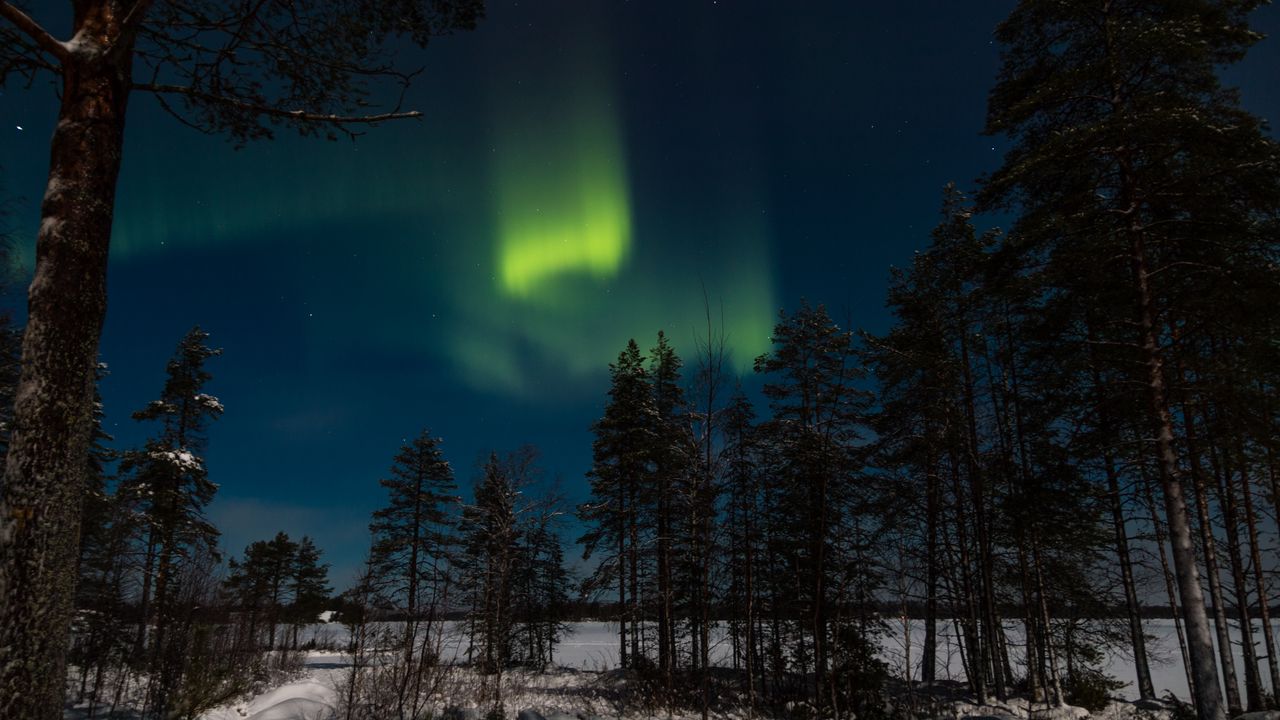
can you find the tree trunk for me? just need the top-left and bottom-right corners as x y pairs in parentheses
(1130, 229), (1224, 720)
(1087, 323), (1155, 700)
(0, 19), (133, 717)
(1238, 458), (1280, 701)
(1208, 436), (1262, 711)
(1100, 4), (1222, 713)
(1141, 463), (1198, 704)
(960, 331), (1002, 700)
(1033, 539), (1065, 706)
(923, 461), (939, 686)
(1188, 430), (1246, 715)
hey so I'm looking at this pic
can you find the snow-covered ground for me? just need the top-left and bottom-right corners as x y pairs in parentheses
(193, 619), (1272, 719)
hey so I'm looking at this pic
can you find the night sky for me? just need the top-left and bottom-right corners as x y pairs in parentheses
(3, 1), (1279, 585)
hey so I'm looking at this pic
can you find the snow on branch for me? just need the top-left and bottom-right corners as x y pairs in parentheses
(194, 393), (224, 413)
(149, 448), (203, 473)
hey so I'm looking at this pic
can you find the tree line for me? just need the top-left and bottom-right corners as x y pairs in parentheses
(334, 434), (572, 720)
(571, 3), (1280, 720)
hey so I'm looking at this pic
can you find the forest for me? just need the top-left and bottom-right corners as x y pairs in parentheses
(1, 1), (1279, 720)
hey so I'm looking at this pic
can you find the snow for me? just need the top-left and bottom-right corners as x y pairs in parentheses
(150, 447), (203, 472)
(180, 619), (1275, 719)
(195, 393), (225, 413)
(201, 666), (339, 720)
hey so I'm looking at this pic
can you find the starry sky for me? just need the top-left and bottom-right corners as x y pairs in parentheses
(2, 1), (1278, 585)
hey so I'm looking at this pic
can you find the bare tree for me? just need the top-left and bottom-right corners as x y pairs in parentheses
(0, 2), (483, 716)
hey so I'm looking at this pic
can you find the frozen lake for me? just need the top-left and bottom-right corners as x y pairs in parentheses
(291, 617), (1277, 702)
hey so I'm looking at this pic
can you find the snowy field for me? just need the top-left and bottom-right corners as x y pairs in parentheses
(178, 618), (1275, 719)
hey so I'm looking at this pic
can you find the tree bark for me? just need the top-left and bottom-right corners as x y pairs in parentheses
(0, 11), (133, 717)
(1141, 463), (1198, 705)
(1130, 228), (1224, 720)
(1186, 426), (1246, 715)
(1206, 435), (1262, 711)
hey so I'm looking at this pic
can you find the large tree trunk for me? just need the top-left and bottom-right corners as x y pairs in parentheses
(0, 17), (132, 718)
(1129, 229), (1224, 720)
(1098, 4), (1222, 713)
(1141, 463), (1197, 704)
(1187, 434), (1245, 715)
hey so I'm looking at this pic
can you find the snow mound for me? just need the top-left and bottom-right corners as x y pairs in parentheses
(246, 697), (332, 720)
(1030, 706), (1090, 720)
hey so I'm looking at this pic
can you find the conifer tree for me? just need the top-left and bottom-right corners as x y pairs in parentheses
(754, 302), (875, 711)
(578, 340), (655, 670)
(225, 532), (298, 650)
(288, 536), (332, 647)
(369, 428), (458, 717)
(981, 4), (1280, 718)
(513, 512), (570, 669)
(649, 331), (686, 689)
(116, 326), (223, 712)
(460, 452), (521, 675)
(69, 371), (129, 714)
(720, 390), (764, 705)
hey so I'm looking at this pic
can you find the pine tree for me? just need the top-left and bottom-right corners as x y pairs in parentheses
(460, 452), (521, 676)
(514, 513), (569, 669)
(116, 326), (223, 715)
(288, 536), (332, 648)
(0, 318), (19, 476)
(720, 390), (763, 706)
(578, 340), (655, 670)
(754, 302), (876, 712)
(649, 331), (687, 691)
(225, 533), (298, 650)
(981, 4), (1280, 718)
(69, 368), (129, 714)
(369, 428), (458, 717)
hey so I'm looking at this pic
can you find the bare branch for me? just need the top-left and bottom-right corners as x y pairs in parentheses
(0, 2), (67, 64)
(120, 0), (158, 31)
(131, 82), (423, 125)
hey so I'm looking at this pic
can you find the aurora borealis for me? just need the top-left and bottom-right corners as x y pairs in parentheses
(492, 63), (632, 299)
(2, 1), (1277, 582)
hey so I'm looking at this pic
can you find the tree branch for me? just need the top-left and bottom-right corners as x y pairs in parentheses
(120, 0), (158, 31)
(0, 2), (67, 64)
(131, 82), (423, 125)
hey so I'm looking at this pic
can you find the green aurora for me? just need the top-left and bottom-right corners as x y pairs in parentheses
(88, 32), (777, 399)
